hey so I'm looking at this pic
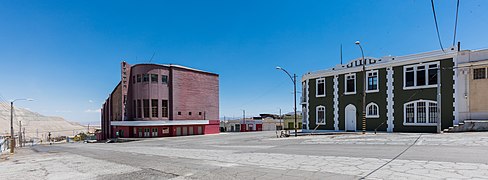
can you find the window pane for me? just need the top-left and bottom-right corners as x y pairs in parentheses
(405, 71), (414, 87)
(417, 102), (426, 123)
(317, 79), (325, 95)
(368, 76), (378, 91)
(429, 102), (438, 123)
(143, 99), (149, 118)
(317, 107), (325, 124)
(162, 100), (168, 118)
(428, 68), (437, 85)
(137, 74), (141, 82)
(137, 99), (142, 118)
(162, 75), (168, 84)
(143, 74), (149, 82)
(151, 99), (158, 117)
(417, 67), (426, 86)
(406, 103), (415, 123)
(474, 68), (486, 80)
(151, 74), (158, 83)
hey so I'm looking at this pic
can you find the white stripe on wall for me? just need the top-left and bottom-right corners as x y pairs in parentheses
(333, 75), (339, 131)
(386, 67), (394, 132)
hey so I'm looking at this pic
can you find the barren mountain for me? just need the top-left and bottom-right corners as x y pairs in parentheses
(0, 104), (87, 139)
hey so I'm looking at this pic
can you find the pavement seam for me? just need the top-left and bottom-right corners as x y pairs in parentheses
(360, 134), (423, 179)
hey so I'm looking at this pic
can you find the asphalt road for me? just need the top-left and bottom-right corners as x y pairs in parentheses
(2, 131), (488, 179)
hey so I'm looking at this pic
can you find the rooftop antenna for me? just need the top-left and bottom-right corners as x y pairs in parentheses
(148, 52), (155, 63)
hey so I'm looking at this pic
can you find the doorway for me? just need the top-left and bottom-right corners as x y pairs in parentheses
(345, 104), (357, 131)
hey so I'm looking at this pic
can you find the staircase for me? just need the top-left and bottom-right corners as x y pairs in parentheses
(443, 120), (488, 132)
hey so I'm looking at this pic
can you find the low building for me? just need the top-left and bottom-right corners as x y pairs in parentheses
(220, 118), (263, 132)
(101, 62), (220, 139)
(301, 47), (488, 133)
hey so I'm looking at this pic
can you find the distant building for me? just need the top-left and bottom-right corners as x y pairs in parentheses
(301, 47), (488, 132)
(101, 62), (219, 139)
(220, 118), (263, 132)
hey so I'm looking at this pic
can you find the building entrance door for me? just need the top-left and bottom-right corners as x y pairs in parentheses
(345, 104), (357, 131)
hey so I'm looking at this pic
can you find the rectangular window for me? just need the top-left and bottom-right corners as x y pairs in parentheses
(316, 78), (325, 97)
(474, 68), (486, 80)
(162, 100), (168, 118)
(178, 111), (181, 115)
(152, 128), (158, 137)
(199, 112), (202, 116)
(405, 103), (415, 123)
(144, 128), (150, 137)
(316, 106), (325, 125)
(143, 99), (149, 118)
(428, 64), (438, 85)
(189, 112), (192, 115)
(151, 74), (158, 83)
(367, 70), (378, 92)
(151, 99), (158, 118)
(143, 74), (149, 82)
(133, 100), (136, 118)
(136, 74), (141, 82)
(405, 67), (415, 87)
(404, 62), (439, 89)
(416, 66), (426, 86)
(137, 99), (142, 118)
(162, 75), (168, 84)
(345, 74), (356, 94)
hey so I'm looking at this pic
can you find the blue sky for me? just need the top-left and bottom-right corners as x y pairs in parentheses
(1, 0), (487, 125)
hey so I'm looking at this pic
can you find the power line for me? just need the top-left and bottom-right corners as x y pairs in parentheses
(452, 0), (460, 46)
(430, 0), (445, 52)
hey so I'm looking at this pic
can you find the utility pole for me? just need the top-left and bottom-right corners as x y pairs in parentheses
(242, 110), (246, 132)
(19, 121), (22, 147)
(23, 127), (25, 147)
(437, 67), (442, 133)
(279, 108), (282, 130)
(293, 73), (297, 137)
(87, 123), (90, 134)
(10, 101), (14, 153)
(9, 98), (33, 153)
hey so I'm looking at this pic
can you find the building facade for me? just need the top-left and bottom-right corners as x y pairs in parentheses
(302, 48), (488, 133)
(100, 62), (219, 139)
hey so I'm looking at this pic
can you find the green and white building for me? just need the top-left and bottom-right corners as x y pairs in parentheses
(301, 47), (488, 133)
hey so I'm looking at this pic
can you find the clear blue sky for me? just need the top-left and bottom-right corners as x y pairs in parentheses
(1, 0), (487, 125)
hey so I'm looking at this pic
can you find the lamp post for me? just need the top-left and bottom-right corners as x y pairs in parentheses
(10, 98), (33, 154)
(355, 41), (367, 134)
(276, 66), (298, 137)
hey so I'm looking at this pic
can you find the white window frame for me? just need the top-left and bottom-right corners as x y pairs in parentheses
(316, 78), (326, 97)
(366, 70), (379, 93)
(344, 73), (356, 95)
(403, 62), (439, 90)
(366, 102), (379, 118)
(403, 100), (438, 126)
(316, 106), (326, 125)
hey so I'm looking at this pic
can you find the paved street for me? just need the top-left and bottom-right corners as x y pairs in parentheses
(1, 131), (488, 179)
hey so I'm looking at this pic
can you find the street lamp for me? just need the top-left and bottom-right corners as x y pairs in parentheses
(355, 41), (367, 134)
(276, 66), (298, 137)
(10, 98), (34, 154)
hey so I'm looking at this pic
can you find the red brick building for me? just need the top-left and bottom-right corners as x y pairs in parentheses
(100, 62), (219, 139)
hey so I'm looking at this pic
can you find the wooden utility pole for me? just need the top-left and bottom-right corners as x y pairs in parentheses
(19, 121), (22, 147)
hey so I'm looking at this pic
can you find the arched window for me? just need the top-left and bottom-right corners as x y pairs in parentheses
(316, 106), (325, 125)
(403, 100), (438, 125)
(366, 102), (379, 118)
